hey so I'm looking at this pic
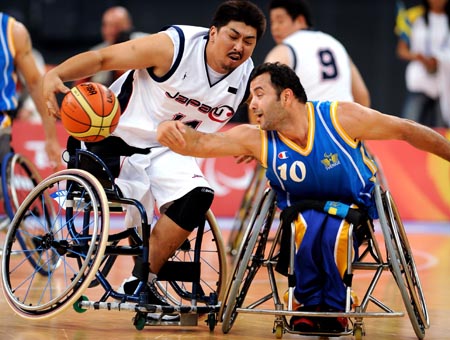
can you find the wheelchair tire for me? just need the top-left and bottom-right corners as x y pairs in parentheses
(375, 185), (429, 339)
(1, 169), (110, 320)
(221, 188), (277, 333)
(1, 152), (43, 219)
(227, 164), (267, 256)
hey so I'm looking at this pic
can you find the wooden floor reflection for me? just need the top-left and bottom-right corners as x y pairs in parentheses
(1, 224), (450, 340)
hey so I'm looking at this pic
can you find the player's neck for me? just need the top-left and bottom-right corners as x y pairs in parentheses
(280, 104), (309, 148)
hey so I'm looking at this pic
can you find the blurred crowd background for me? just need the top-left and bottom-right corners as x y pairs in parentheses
(0, 0), (418, 117)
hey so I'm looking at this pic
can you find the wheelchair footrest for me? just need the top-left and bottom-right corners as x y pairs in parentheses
(236, 307), (404, 318)
(77, 300), (220, 314)
(145, 313), (198, 327)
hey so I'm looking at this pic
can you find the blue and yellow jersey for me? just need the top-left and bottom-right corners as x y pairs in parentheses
(0, 13), (18, 111)
(394, 2), (424, 45)
(261, 101), (378, 218)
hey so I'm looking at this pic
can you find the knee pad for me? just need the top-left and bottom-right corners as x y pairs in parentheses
(165, 187), (214, 232)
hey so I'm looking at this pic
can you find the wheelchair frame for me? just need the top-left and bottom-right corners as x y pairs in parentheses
(220, 184), (429, 339)
(1, 148), (226, 331)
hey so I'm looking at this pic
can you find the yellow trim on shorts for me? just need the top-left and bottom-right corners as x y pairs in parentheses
(335, 219), (353, 278)
(294, 213), (307, 250)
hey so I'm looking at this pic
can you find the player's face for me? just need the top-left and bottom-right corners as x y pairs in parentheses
(249, 73), (285, 130)
(428, 0), (448, 12)
(270, 8), (303, 44)
(102, 12), (128, 44)
(102, 20), (119, 44)
(208, 21), (258, 73)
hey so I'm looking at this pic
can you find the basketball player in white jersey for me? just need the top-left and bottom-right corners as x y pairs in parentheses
(0, 13), (61, 169)
(265, 0), (370, 106)
(43, 0), (266, 306)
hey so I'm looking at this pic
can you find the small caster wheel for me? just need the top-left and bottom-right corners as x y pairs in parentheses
(354, 325), (363, 340)
(275, 324), (283, 339)
(73, 295), (88, 313)
(209, 292), (218, 305)
(133, 313), (147, 330)
(206, 312), (216, 331)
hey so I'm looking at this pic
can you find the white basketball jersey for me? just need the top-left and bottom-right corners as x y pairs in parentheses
(283, 30), (353, 101)
(110, 25), (254, 148)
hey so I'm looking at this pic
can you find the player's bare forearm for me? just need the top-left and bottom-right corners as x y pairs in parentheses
(158, 121), (252, 159)
(403, 121), (450, 162)
(158, 121), (225, 158)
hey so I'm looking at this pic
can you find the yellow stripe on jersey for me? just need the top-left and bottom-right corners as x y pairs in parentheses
(330, 101), (358, 148)
(7, 17), (15, 58)
(260, 129), (268, 168)
(360, 144), (378, 182)
(277, 102), (315, 156)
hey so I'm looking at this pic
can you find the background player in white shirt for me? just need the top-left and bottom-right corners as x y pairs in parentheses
(265, 0), (370, 107)
(43, 0), (266, 305)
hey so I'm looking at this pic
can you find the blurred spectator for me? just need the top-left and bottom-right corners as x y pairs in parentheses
(83, 6), (147, 86)
(395, 0), (450, 127)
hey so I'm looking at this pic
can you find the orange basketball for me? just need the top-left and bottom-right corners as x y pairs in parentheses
(60, 82), (121, 142)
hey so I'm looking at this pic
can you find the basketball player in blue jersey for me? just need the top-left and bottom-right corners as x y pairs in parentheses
(157, 62), (450, 331)
(43, 1), (266, 308)
(0, 13), (61, 169)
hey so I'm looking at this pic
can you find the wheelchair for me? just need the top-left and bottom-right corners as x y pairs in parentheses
(0, 152), (52, 262)
(1, 138), (227, 331)
(220, 184), (429, 339)
(227, 163), (267, 256)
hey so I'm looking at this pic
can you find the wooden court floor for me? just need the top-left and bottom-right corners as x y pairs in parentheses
(1, 224), (450, 340)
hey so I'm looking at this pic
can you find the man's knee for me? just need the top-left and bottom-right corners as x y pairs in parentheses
(165, 187), (214, 232)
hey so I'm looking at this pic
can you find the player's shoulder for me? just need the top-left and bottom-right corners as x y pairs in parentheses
(286, 29), (343, 46)
(162, 25), (209, 39)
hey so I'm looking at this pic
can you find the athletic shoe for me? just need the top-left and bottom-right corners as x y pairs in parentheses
(319, 306), (348, 332)
(118, 275), (180, 322)
(290, 305), (320, 332)
(118, 275), (169, 306)
(290, 316), (319, 332)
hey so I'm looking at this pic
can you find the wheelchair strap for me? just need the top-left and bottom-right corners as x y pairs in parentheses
(66, 136), (151, 158)
(85, 136), (151, 157)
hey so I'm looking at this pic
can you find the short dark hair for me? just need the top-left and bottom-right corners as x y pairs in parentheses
(211, 0), (267, 41)
(250, 62), (308, 103)
(269, 0), (313, 27)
